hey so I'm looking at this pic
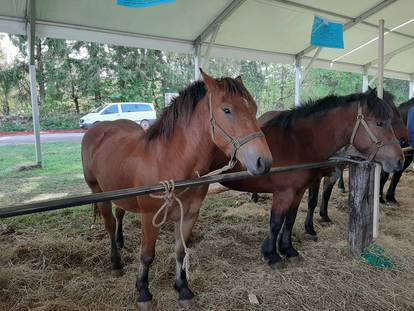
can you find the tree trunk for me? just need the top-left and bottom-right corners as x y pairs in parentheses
(36, 39), (46, 105)
(71, 83), (80, 114)
(3, 91), (10, 115)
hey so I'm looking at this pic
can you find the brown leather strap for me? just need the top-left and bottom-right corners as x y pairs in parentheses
(208, 93), (264, 162)
(349, 102), (399, 161)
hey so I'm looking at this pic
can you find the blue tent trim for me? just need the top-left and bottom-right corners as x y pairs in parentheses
(117, 0), (175, 8)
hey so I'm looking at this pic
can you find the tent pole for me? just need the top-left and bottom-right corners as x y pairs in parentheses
(294, 56), (302, 107)
(409, 73), (414, 99)
(362, 66), (369, 92)
(28, 0), (42, 167)
(373, 19), (385, 240)
(194, 44), (201, 81)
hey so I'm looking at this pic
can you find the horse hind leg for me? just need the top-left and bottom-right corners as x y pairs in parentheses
(115, 207), (126, 249)
(96, 201), (125, 276)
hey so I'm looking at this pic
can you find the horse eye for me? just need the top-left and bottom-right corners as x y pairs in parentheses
(222, 108), (232, 115)
(376, 121), (384, 127)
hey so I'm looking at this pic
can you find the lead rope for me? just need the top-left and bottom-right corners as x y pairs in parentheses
(150, 180), (191, 279)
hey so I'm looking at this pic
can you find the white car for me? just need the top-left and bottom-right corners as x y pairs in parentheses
(80, 102), (157, 130)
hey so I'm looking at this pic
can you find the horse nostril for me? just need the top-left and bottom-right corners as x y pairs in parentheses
(398, 159), (403, 170)
(257, 157), (264, 172)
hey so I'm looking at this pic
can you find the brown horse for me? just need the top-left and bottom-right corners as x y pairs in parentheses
(81, 70), (272, 308)
(211, 89), (404, 268)
(303, 91), (409, 239)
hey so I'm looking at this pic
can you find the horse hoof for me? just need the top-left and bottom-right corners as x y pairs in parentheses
(269, 260), (285, 270)
(178, 298), (195, 309)
(319, 218), (333, 227)
(386, 197), (398, 205)
(304, 234), (318, 241)
(287, 255), (303, 266)
(137, 301), (153, 311)
(111, 268), (124, 277)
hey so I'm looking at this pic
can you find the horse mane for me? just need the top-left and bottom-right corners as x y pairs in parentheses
(263, 89), (393, 130)
(146, 78), (254, 141)
(398, 97), (414, 113)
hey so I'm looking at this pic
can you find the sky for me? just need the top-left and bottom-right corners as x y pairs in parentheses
(0, 32), (19, 64)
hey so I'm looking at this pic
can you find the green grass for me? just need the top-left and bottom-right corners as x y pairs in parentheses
(0, 142), (88, 206)
(0, 142), (93, 232)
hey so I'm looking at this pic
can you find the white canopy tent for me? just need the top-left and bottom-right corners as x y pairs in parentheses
(0, 0), (414, 166)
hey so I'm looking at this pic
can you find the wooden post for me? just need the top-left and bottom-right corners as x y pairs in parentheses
(348, 162), (375, 256)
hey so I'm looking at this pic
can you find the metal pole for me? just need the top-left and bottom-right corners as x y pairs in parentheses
(201, 24), (220, 68)
(0, 159), (346, 218)
(28, 0), (42, 167)
(378, 19), (385, 99)
(373, 163), (381, 239)
(362, 66), (369, 92)
(409, 73), (414, 99)
(373, 19), (385, 240)
(194, 44), (201, 81)
(294, 56), (302, 107)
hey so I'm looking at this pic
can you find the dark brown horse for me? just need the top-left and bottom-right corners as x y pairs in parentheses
(211, 89), (404, 268)
(380, 97), (414, 203)
(304, 93), (410, 239)
(81, 71), (272, 309)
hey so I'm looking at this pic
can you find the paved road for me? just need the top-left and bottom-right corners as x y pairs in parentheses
(0, 132), (84, 146)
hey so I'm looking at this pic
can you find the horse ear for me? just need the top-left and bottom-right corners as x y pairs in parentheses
(235, 75), (244, 85)
(200, 68), (217, 91)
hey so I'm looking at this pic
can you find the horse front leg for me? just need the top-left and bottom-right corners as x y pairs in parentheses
(319, 172), (338, 225)
(262, 191), (293, 269)
(174, 213), (198, 304)
(337, 167), (345, 193)
(304, 180), (320, 240)
(386, 154), (413, 204)
(379, 170), (390, 204)
(136, 213), (159, 310)
(279, 191), (304, 263)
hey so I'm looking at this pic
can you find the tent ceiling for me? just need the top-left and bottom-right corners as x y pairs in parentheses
(0, 0), (413, 80)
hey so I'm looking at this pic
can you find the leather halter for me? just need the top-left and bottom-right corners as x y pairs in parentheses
(208, 93), (264, 168)
(349, 102), (399, 161)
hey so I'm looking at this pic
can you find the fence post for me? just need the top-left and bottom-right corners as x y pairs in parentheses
(348, 162), (375, 256)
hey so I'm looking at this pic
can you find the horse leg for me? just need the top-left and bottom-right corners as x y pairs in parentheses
(99, 201), (124, 276)
(279, 192), (303, 262)
(262, 192), (293, 269)
(319, 173), (337, 225)
(250, 193), (259, 203)
(174, 214), (198, 303)
(115, 207), (125, 249)
(379, 170), (389, 204)
(136, 213), (159, 309)
(304, 180), (320, 241)
(337, 167), (345, 193)
(385, 154), (412, 203)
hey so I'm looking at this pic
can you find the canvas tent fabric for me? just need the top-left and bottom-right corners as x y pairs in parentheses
(0, 0), (413, 80)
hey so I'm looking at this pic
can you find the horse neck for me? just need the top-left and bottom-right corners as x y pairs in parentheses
(154, 96), (216, 177)
(288, 103), (358, 162)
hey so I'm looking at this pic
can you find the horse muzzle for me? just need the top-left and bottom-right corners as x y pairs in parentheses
(382, 156), (404, 173)
(240, 147), (273, 176)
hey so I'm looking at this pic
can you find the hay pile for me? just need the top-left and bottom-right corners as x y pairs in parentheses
(1, 171), (414, 310)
